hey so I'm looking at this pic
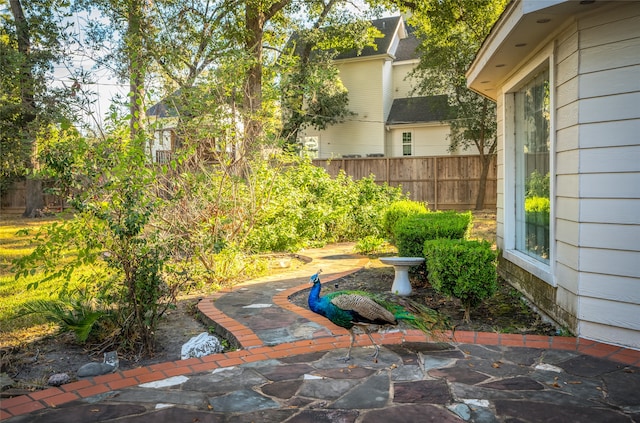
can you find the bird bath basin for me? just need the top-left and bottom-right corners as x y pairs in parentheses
(379, 257), (425, 296)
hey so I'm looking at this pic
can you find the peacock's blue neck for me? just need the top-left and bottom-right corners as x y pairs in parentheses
(308, 281), (323, 312)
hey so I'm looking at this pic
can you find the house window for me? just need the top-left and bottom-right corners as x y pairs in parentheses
(402, 132), (412, 156)
(299, 136), (319, 158)
(514, 68), (550, 264)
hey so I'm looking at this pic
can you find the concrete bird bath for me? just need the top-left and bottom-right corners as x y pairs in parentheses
(379, 257), (425, 296)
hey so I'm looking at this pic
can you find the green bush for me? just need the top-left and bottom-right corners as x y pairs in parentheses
(393, 211), (473, 257)
(424, 239), (497, 323)
(245, 157), (405, 252)
(525, 196), (550, 226)
(354, 235), (387, 255)
(382, 200), (429, 239)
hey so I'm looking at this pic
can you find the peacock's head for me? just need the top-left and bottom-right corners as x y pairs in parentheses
(309, 270), (322, 284)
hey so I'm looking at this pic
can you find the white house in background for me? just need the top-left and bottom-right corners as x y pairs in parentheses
(466, 0), (640, 349)
(146, 100), (179, 164)
(146, 95), (242, 164)
(299, 16), (454, 159)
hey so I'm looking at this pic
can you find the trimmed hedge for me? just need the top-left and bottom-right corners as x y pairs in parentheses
(382, 200), (428, 240)
(423, 238), (497, 323)
(393, 211), (473, 257)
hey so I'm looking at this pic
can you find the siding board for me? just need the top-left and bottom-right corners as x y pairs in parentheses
(579, 92), (640, 123)
(580, 248), (640, 278)
(579, 120), (639, 149)
(579, 297), (640, 331)
(580, 145), (640, 173)
(581, 273), (640, 304)
(580, 37), (640, 74)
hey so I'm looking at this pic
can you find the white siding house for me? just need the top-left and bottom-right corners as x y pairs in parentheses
(466, 0), (640, 349)
(300, 16), (453, 159)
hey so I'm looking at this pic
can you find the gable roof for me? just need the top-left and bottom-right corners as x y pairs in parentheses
(287, 16), (419, 62)
(394, 26), (419, 62)
(334, 16), (403, 60)
(386, 95), (451, 125)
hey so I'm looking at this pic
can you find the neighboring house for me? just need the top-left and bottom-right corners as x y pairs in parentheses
(299, 16), (454, 159)
(146, 100), (180, 164)
(146, 94), (242, 164)
(466, 0), (640, 349)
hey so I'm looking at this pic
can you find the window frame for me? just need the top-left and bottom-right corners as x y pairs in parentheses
(401, 131), (413, 156)
(501, 48), (556, 286)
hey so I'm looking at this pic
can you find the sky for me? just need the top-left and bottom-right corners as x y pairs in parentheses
(52, 9), (129, 130)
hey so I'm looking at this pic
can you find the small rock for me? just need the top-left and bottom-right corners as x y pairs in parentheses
(447, 403), (471, 421)
(181, 332), (223, 359)
(47, 373), (70, 386)
(77, 362), (117, 378)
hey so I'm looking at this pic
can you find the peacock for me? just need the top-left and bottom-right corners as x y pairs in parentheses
(307, 270), (446, 361)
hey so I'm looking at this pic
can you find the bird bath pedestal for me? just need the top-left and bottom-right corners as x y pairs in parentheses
(379, 257), (425, 296)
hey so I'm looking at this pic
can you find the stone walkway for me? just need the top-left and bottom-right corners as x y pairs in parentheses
(1, 244), (639, 422)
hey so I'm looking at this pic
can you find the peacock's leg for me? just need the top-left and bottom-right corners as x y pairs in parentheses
(362, 327), (380, 359)
(339, 329), (355, 361)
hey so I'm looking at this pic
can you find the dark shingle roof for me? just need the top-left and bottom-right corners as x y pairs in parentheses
(394, 27), (419, 62)
(334, 16), (402, 60)
(386, 95), (451, 125)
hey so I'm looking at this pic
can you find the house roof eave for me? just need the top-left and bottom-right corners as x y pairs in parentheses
(387, 121), (451, 130)
(466, 0), (605, 98)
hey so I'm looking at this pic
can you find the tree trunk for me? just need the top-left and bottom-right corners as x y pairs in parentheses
(10, 0), (45, 217)
(243, 8), (265, 160)
(127, 0), (146, 145)
(474, 97), (496, 210)
(475, 155), (492, 210)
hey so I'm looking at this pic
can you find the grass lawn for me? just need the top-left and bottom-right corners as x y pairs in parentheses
(0, 215), (92, 347)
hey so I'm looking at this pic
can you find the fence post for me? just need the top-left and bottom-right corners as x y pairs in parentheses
(433, 156), (438, 210)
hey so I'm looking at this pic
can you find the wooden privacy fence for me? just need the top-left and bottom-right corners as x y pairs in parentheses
(0, 181), (64, 214)
(312, 154), (497, 210)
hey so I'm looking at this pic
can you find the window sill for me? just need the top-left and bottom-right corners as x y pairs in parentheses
(503, 249), (554, 286)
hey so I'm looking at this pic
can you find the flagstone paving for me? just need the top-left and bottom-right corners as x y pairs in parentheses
(1, 243), (639, 422)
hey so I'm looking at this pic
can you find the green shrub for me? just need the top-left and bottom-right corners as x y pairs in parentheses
(354, 235), (387, 255)
(382, 200), (429, 239)
(525, 196), (550, 226)
(245, 157), (405, 252)
(393, 211), (473, 257)
(424, 239), (498, 323)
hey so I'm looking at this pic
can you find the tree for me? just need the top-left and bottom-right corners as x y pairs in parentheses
(1, 0), (73, 217)
(381, 0), (507, 209)
(77, 0), (152, 143)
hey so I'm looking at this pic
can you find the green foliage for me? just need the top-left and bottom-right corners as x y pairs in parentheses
(525, 170), (550, 198)
(382, 200), (429, 239)
(12, 132), (180, 355)
(424, 238), (498, 323)
(525, 196), (550, 226)
(354, 235), (387, 255)
(37, 125), (89, 199)
(393, 211), (473, 257)
(244, 156), (405, 252)
(14, 288), (106, 342)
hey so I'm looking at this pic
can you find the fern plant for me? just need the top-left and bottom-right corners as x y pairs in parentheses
(15, 295), (106, 342)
